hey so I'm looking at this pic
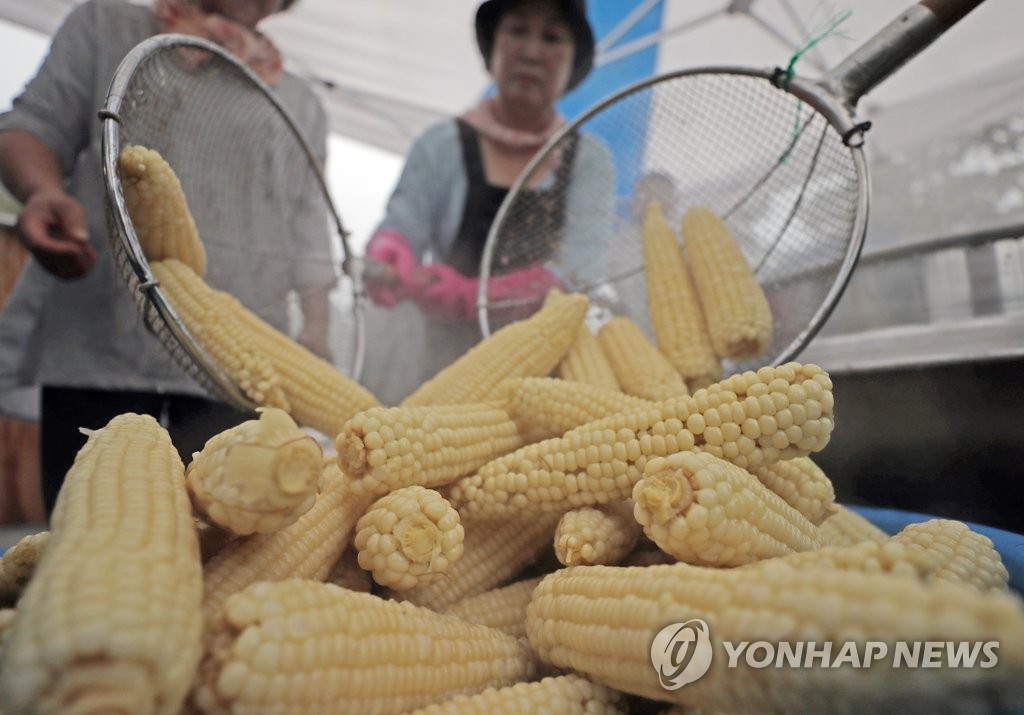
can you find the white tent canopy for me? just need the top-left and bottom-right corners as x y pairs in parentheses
(1, 0), (1020, 157)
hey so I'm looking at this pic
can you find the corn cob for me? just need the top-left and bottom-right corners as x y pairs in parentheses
(397, 513), (561, 612)
(891, 519), (1009, 592)
(554, 502), (643, 566)
(819, 503), (890, 546)
(751, 456), (834, 526)
(152, 259), (379, 437)
(502, 377), (654, 444)
(200, 464), (372, 636)
(192, 580), (536, 715)
(558, 322), (622, 391)
(336, 403), (523, 497)
(0, 531), (49, 608)
(119, 145), (208, 275)
(597, 317), (690, 402)
(449, 363), (834, 517)
(326, 548), (373, 593)
(0, 413), (203, 715)
(443, 576), (543, 640)
(642, 201), (721, 389)
(682, 206), (773, 360)
(745, 531), (1006, 594)
(151, 259), (289, 409)
(526, 561), (1024, 713)
(401, 289), (588, 407)
(185, 407), (322, 535)
(404, 674), (626, 715)
(229, 297), (381, 436)
(633, 451), (822, 566)
(354, 486), (465, 591)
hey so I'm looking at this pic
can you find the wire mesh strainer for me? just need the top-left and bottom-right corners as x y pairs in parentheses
(479, 0), (985, 374)
(101, 34), (365, 413)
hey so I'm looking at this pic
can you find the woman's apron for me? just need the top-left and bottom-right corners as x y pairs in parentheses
(419, 119), (579, 383)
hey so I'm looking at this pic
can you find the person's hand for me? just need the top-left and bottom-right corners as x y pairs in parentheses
(16, 188), (97, 280)
(487, 264), (562, 303)
(363, 230), (417, 307)
(484, 264), (563, 321)
(411, 263), (477, 321)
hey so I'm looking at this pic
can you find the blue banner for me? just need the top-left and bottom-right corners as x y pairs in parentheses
(560, 1), (665, 198)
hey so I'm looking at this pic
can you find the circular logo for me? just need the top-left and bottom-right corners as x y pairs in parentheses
(650, 619), (714, 690)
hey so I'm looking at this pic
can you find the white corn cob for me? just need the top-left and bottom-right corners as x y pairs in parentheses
(354, 486), (465, 591)
(0, 414), (203, 715)
(186, 407), (322, 535)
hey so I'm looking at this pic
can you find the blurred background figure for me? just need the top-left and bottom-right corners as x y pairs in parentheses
(0, 0), (333, 517)
(632, 170), (680, 226)
(360, 0), (615, 405)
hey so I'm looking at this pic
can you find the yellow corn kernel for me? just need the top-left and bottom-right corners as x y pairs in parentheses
(200, 464), (372, 636)
(0, 531), (49, 609)
(818, 503), (890, 546)
(119, 145), (208, 275)
(555, 502), (642, 566)
(336, 403), (523, 497)
(633, 452), (822, 566)
(401, 289), (588, 407)
(0, 414), (202, 715)
(558, 322), (622, 392)
(397, 513), (561, 612)
(526, 561), (1024, 712)
(750, 456), (835, 526)
(597, 317), (689, 402)
(403, 674), (626, 715)
(891, 519), (1009, 592)
(448, 363), (834, 517)
(501, 377), (654, 444)
(354, 486), (464, 591)
(152, 259), (380, 437)
(642, 201), (721, 389)
(186, 407), (322, 535)
(443, 576), (543, 640)
(192, 580), (536, 715)
(325, 548), (373, 593)
(682, 206), (773, 360)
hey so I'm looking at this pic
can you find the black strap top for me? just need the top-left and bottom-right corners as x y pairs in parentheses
(448, 118), (578, 277)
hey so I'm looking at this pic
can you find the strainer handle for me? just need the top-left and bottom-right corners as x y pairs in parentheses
(820, 0), (986, 108)
(920, 0), (986, 29)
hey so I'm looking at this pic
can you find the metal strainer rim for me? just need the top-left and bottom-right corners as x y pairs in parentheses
(100, 33), (366, 412)
(476, 64), (871, 369)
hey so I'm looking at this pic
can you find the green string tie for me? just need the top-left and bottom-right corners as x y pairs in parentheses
(781, 9), (853, 158)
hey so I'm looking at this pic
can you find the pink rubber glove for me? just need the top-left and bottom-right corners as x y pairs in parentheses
(364, 230), (417, 307)
(413, 263), (562, 322)
(412, 263), (477, 321)
(486, 264), (562, 304)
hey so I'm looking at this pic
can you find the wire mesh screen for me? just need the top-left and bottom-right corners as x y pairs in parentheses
(483, 69), (865, 373)
(104, 36), (360, 409)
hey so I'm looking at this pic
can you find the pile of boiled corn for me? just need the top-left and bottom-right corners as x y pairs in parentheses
(0, 146), (1021, 715)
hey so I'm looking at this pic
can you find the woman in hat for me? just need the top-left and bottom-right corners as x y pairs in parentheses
(362, 0), (614, 403)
